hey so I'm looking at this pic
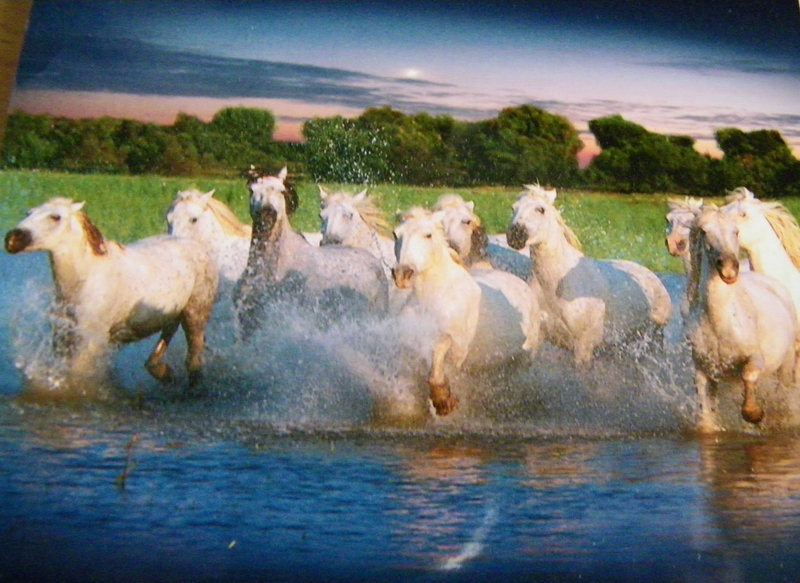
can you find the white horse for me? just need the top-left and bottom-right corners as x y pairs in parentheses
(432, 193), (542, 354)
(432, 193), (530, 280)
(721, 187), (800, 322)
(318, 185), (396, 279)
(685, 205), (798, 431)
(506, 185), (672, 369)
(392, 207), (539, 416)
(4, 197), (218, 398)
(665, 196), (704, 273)
(234, 168), (389, 336)
(167, 188), (322, 283)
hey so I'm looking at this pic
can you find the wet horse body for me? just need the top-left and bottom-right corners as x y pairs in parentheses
(234, 169), (388, 336)
(685, 206), (798, 431)
(506, 185), (671, 369)
(392, 207), (538, 416)
(4, 197), (218, 397)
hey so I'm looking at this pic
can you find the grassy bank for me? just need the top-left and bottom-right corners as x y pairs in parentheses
(3, 169), (772, 274)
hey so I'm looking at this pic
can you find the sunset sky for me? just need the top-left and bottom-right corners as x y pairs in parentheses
(9, 0), (800, 165)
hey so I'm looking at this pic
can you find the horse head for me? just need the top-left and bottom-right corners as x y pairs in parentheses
(433, 194), (489, 265)
(167, 189), (216, 238)
(248, 167), (300, 237)
(392, 207), (451, 289)
(694, 207), (741, 285)
(507, 185), (577, 251)
(5, 197), (107, 256)
(665, 197), (702, 258)
(318, 186), (368, 246)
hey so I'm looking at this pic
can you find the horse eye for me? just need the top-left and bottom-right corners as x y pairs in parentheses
(190, 217), (198, 224)
(536, 207), (545, 215)
(49, 214), (61, 222)
(462, 219), (472, 226)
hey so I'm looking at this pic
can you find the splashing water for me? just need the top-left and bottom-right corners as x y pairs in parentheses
(4, 265), (712, 439)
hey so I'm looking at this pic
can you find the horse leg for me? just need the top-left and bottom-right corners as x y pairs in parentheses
(694, 369), (719, 433)
(428, 335), (458, 416)
(741, 360), (765, 424)
(181, 312), (210, 391)
(145, 322), (179, 383)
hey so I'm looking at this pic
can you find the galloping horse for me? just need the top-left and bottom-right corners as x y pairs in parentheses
(234, 168), (388, 336)
(167, 189), (252, 282)
(392, 207), (539, 416)
(318, 185), (396, 279)
(506, 185), (671, 369)
(5, 198), (218, 397)
(685, 206), (798, 431)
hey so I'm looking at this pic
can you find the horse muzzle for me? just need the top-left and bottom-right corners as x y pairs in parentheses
(391, 265), (415, 289)
(4, 229), (32, 254)
(506, 223), (529, 250)
(717, 257), (739, 284)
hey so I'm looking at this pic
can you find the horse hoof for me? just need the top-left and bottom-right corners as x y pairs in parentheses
(146, 362), (174, 384)
(431, 395), (458, 416)
(742, 405), (764, 424)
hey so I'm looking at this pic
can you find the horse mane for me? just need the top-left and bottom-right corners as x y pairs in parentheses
(205, 197), (252, 238)
(325, 190), (392, 237)
(522, 191), (582, 251)
(758, 201), (800, 270)
(57, 198), (108, 256)
(667, 196), (704, 213)
(724, 187), (800, 269)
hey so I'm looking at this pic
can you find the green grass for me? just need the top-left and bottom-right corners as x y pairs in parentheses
(4, 169), (775, 274)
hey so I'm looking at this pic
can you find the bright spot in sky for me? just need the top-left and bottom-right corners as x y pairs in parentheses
(402, 68), (421, 79)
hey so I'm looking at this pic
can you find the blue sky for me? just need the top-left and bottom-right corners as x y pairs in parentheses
(10, 0), (800, 161)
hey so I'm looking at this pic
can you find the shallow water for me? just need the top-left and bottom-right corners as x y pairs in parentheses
(2, 251), (800, 583)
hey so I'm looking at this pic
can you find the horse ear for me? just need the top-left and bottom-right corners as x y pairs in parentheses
(431, 210), (445, 226)
(278, 167), (288, 181)
(318, 185), (329, 200)
(354, 189), (368, 202)
(544, 188), (557, 204)
(71, 201), (86, 213)
(201, 190), (215, 203)
(466, 201), (474, 212)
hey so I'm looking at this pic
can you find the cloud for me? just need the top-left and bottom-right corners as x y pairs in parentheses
(17, 33), (471, 113)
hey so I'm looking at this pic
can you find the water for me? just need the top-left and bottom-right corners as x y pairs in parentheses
(2, 251), (800, 582)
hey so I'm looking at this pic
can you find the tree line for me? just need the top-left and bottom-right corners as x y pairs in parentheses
(2, 104), (798, 197)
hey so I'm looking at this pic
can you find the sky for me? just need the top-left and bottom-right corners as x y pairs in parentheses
(9, 0), (800, 166)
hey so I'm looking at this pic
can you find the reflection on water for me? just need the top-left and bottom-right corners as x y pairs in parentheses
(3, 253), (800, 581)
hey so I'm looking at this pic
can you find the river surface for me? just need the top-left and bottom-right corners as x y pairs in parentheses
(2, 251), (800, 583)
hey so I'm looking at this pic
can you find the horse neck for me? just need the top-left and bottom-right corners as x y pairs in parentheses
(48, 240), (105, 303)
(740, 229), (796, 275)
(413, 248), (468, 295)
(246, 213), (306, 276)
(529, 232), (583, 289)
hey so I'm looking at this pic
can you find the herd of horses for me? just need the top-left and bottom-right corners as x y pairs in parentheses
(6, 167), (800, 433)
